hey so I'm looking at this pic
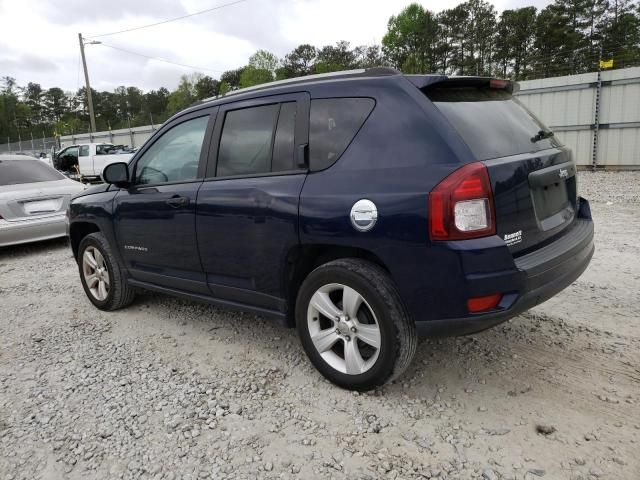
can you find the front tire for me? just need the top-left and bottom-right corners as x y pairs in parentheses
(78, 232), (135, 311)
(296, 259), (417, 391)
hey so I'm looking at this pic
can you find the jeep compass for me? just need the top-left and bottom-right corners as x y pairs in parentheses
(68, 68), (594, 390)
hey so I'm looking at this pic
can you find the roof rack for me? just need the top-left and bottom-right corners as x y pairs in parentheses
(200, 67), (400, 103)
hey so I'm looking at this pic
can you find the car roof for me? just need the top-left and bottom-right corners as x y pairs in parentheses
(0, 154), (39, 161)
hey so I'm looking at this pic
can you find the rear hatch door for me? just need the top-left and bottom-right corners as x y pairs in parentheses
(423, 78), (578, 254)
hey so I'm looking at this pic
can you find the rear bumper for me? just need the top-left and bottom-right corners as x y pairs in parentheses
(416, 199), (594, 336)
(0, 214), (67, 247)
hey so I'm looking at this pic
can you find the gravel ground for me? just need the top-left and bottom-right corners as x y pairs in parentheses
(1, 171), (639, 480)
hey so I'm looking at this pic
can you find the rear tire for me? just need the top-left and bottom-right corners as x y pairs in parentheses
(78, 232), (135, 311)
(296, 258), (416, 391)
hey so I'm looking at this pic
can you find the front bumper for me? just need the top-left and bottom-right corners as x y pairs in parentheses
(0, 213), (68, 247)
(416, 200), (594, 336)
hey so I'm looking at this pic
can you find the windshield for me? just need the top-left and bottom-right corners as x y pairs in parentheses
(425, 86), (559, 160)
(0, 160), (66, 186)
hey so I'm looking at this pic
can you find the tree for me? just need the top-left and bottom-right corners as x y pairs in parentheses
(220, 68), (246, 90)
(23, 82), (44, 124)
(194, 76), (220, 100)
(43, 88), (67, 122)
(248, 50), (279, 74)
(383, 3), (440, 73)
(353, 45), (388, 68)
(314, 41), (356, 73)
(218, 82), (231, 97)
(460, 0), (498, 76)
(239, 67), (273, 88)
(495, 7), (538, 79)
(602, 0), (640, 66)
(279, 44), (317, 78)
(166, 75), (196, 115)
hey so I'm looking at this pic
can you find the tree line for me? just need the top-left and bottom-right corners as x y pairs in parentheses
(2, 0), (639, 144)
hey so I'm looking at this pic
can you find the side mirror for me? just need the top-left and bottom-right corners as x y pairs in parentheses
(102, 162), (130, 187)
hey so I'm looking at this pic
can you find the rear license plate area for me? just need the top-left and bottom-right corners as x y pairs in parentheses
(528, 162), (577, 231)
(22, 198), (62, 215)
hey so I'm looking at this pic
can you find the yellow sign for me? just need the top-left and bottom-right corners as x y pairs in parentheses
(600, 59), (614, 69)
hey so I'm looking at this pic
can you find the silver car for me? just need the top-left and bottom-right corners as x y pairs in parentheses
(0, 154), (85, 247)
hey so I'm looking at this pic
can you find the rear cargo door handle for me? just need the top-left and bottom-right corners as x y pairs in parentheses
(166, 196), (190, 208)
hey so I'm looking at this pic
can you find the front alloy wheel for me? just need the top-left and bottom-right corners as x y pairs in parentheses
(77, 232), (136, 311)
(82, 246), (110, 301)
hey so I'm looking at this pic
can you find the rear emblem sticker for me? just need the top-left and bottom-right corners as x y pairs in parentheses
(504, 230), (522, 246)
(559, 168), (569, 178)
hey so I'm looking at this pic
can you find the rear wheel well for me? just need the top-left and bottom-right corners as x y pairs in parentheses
(70, 222), (100, 261)
(283, 245), (390, 328)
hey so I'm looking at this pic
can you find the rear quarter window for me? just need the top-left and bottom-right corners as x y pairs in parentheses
(309, 98), (375, 171)
(426, 86), (559, 160)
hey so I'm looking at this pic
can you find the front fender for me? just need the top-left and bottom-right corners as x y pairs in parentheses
(68, 189), (124, 268)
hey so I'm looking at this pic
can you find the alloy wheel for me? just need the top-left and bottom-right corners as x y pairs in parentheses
(306, 283), (381, 375)
(82, 246), (110, 301)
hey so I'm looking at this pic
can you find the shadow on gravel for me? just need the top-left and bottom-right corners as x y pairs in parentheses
(0, 237), (69, 260)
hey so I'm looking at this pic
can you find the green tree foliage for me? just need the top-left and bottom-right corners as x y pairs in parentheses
(383, 3), (440, 73)
(278, 44), (317, 78)
(495, 7), (538, 78)
(194, 76), (220, 100)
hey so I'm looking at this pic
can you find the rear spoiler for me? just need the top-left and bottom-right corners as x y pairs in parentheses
(405, 75), (519, 94)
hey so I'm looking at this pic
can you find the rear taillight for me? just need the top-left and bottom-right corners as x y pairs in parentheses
(429, 162), (496, 241)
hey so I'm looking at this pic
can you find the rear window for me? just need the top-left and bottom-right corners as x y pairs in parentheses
(0, 160), (65, 186)
(426, 86), (558, 160)
(309, 98), (375, 171)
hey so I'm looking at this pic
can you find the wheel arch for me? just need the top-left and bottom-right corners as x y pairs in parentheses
(282, 244), (390, 328)
(69, 221), (101, 262)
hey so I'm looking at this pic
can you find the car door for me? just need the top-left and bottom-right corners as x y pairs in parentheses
(56, 146), (79, 171)
(196, 93), (309, 313)
(113, 108), (216, 293)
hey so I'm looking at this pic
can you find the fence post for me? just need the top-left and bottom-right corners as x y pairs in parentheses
(128, 117), (134, 148)
(42, 131), (46, 151)
(591, 51), (603, 170)
(18, 133), (22, 152)
(30, 132), (35, 152)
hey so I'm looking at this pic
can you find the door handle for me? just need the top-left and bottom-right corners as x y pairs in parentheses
(166, 196), (190, 208)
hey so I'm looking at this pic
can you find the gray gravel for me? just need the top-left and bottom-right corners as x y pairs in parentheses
(1, 171), (639, 479)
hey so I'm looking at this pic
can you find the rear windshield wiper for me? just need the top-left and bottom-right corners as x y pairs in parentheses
(531, 129), (554, 143)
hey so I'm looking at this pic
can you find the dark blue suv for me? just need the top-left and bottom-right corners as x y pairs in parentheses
(68, 68), (594, 390)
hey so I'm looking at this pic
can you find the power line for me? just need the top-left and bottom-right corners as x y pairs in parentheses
(88, 0), (250, 38)
(99, 42), (225, 73)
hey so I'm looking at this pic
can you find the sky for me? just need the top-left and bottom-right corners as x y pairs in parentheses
(0, 0), (553, 93)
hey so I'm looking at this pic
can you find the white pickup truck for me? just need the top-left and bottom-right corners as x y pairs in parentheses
(54, 143), (134, 180)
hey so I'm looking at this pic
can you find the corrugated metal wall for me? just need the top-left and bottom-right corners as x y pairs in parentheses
(516, 67), (640, 168)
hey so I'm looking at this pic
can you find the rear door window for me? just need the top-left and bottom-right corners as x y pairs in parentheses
(0, 160), (65, 186)
(426, 86), (558, 160)
(272, 102), (297, 172)
(217, 104), (279, 177)
(216, 101), (299, 177)
(309, 98), (375, 171)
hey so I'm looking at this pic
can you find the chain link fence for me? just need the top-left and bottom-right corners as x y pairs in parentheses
(0, 136), (59, 157)
(0, 124), (162, 158)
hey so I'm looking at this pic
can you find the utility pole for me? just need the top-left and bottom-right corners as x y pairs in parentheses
(78, 33), (99, 133)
